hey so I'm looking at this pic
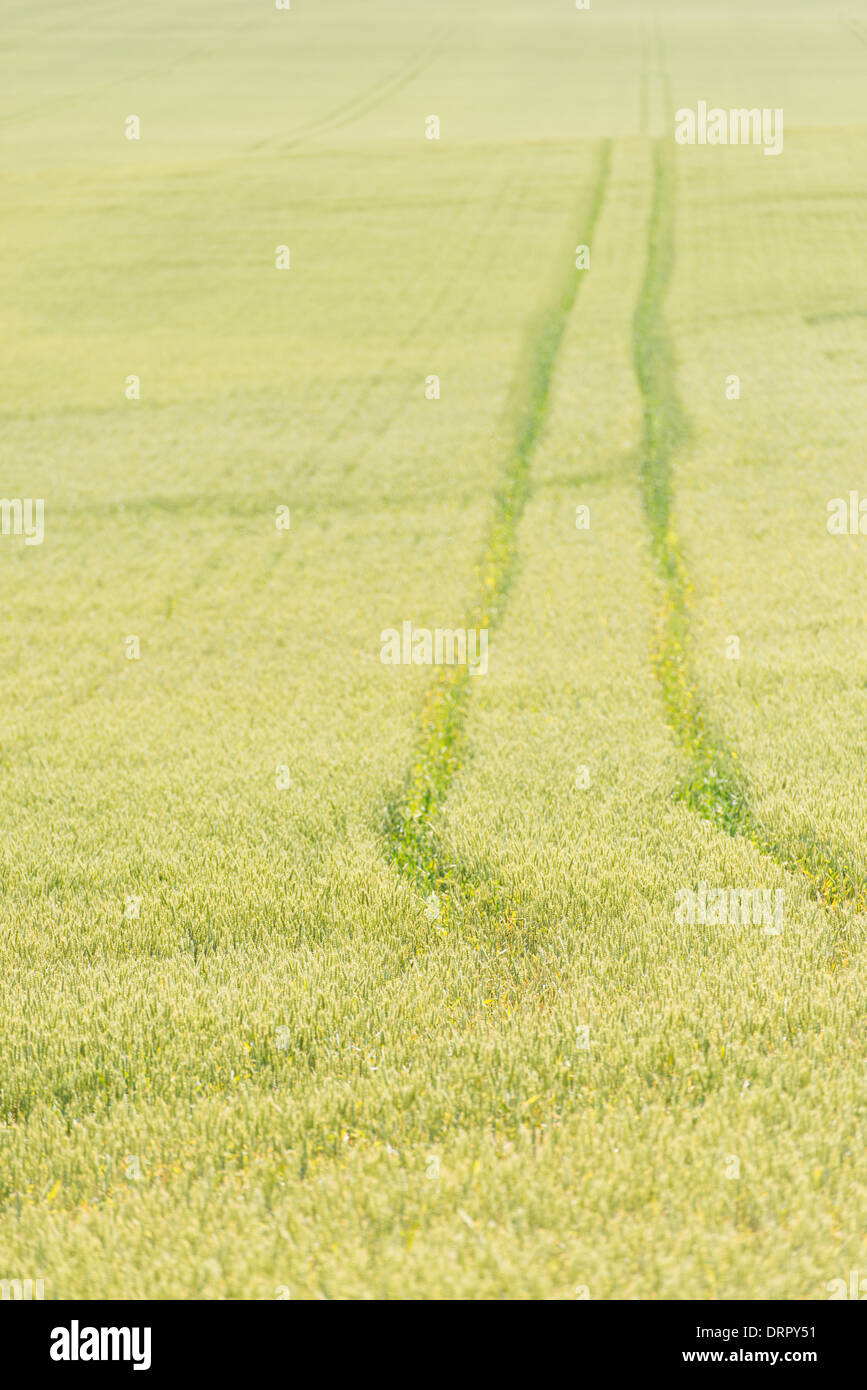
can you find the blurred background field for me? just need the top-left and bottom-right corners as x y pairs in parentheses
(0, 1), (864, 1298)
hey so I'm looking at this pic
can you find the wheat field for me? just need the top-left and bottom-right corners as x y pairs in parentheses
(1, 0), (865, 1300)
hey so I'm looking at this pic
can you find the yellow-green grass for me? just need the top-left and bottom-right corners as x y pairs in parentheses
(0, 0), (865, 1300)
(668, 128), (867, 896)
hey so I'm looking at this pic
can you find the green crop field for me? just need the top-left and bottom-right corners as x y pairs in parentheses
(1, 0), (865, 1302)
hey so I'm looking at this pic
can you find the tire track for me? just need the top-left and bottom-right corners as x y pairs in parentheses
(633, 132), (867, 930)
(384, 141), (612, 899)
(638, 21), (650, 138)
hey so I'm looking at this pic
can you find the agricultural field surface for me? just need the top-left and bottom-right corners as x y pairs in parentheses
(0, 0), (865, 1302)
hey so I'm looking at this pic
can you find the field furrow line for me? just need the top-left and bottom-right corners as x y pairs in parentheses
(384, 140), (612, 900)
(247, 25), (453, 158)
(633, 135), (867, 928)
(312, 169), (521, 489)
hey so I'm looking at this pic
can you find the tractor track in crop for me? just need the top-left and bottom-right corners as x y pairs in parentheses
(383, 140), (612, 903)
(633, 49), (866, 936)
